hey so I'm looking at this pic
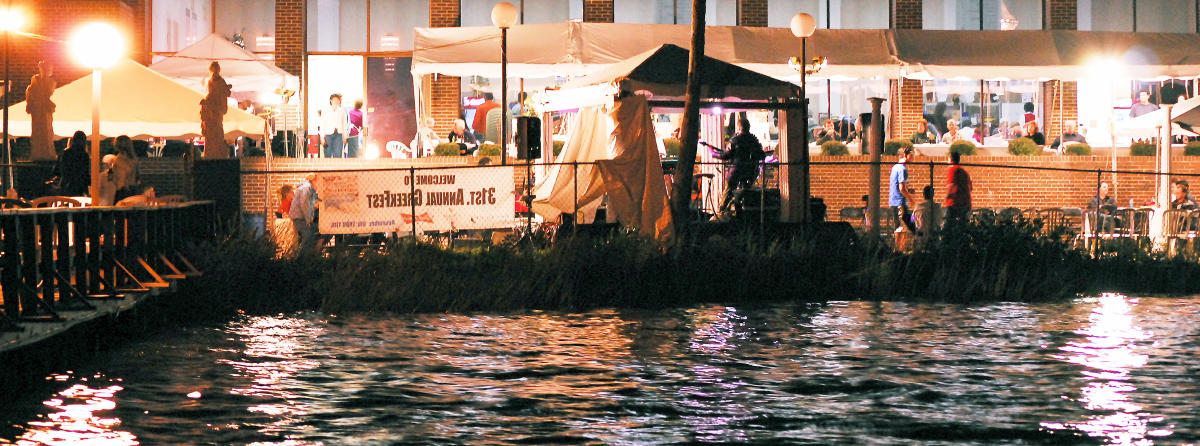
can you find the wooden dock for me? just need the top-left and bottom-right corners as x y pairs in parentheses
(0, 202), (214, 355)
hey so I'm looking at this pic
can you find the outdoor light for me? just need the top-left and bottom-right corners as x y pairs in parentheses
(493, 1), (518, 165)
(70, 22), (125, 203)
(0, 9), (23, 32)
(790, 13), (816, 38)
(70, 23), (124, 70)
(491, 2), (518, 29)
(0, 7), (22, 193)
(789, 12), (819, 224)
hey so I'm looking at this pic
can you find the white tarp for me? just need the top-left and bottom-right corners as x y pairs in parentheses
(531, 105), (610, 221)
(5, 59), (266, 138)
(588, 95), (674, 244)
(531, 96), (673, 243)
(150, 34), (299, 94)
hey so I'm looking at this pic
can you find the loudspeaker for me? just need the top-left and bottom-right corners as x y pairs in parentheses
(516, 116), (541, 160)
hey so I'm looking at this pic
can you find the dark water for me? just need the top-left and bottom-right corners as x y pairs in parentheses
(3, 294), (1200, 445)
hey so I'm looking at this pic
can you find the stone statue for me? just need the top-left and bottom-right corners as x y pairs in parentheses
(200, 61), (232, 159)
(26, 61), (57, 161)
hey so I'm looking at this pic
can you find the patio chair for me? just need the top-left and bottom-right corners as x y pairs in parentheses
(839, 206), (864, 223)
(1161, 209), (1197, 255)
(30, 196), (82, 208)
(1038, 208), (1068, 232)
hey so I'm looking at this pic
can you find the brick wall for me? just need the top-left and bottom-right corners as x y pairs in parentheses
(428, 0), (462, 138)
(893, 0), (922, 29)
(583, 0), (615, 23)
(737, 0), (768, 27)
(812, 155), (1200, 225)
(274, 0), (305, 76)
(890, 79), (923, 141)
(1044, 81), (1078, 145)
(3, 0), (138, 105)
(1046, 0), (1077, 30)
(139, 158), (191, 198)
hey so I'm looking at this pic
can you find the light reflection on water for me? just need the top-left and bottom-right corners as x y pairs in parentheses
(3, 296), (1200, 445)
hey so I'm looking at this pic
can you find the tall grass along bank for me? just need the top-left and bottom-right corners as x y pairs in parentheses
(192, 219), (1200, 314)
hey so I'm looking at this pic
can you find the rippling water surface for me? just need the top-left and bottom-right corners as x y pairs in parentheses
(3, 294), (1200, 445)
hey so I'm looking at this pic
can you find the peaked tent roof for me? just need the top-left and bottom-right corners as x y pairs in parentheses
(561, 44), (797, 101)
(150, 34), (298, 93)
(6, 59), (265, 138)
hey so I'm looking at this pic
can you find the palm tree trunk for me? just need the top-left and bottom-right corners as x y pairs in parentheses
(670, 0), (706, 236)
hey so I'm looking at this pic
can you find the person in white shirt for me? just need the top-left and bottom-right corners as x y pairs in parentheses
(320, 93), (349, 158)
(940, 119), (964, 144)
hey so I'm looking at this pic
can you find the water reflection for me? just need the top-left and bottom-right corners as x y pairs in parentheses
(3, 298), (1199, 444)
(1043, 293), (1170, 445)
(16, 377), (136, 445)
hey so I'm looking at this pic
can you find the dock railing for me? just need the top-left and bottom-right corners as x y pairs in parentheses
(0, 201), (215, 331)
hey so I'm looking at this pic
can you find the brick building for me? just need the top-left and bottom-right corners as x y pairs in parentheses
(4, 0), (1200, 151)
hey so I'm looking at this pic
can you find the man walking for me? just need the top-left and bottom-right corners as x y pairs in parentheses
(290, 173), (319, 250)
(944, 151), (972, 229)
(889, 146), (918, 239)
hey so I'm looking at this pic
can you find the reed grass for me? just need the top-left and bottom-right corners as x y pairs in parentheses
(189, 218), (1200, 315)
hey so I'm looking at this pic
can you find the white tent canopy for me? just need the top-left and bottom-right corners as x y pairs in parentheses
(6, 59), (266, 139)
(413, 22), (899, 82)
(415, 23), (1200, 82)
(150, 34), (298, 95)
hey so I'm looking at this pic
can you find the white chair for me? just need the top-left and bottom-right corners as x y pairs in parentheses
(385, 141), (409, 158)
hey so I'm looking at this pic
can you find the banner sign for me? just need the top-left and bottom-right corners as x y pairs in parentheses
(317, 167), (515, 234)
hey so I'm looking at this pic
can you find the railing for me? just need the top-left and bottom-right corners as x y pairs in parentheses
(0, 202), (215, 331)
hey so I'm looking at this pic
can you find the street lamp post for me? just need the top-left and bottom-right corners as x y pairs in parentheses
(790, 13), (816, 223)
(0, 7), (23, 194)
(492, 2), (517, 166)
(69, 23), (124, 204)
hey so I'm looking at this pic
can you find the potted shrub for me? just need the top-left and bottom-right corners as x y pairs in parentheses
(1007, 137), (1040, 156)
(434, 143), (463, 156)
(820, 140), (849, 156)
(1185, 141), (1200, 156)
(884, 138), (914, 156)
(1129, 141), (1155, 156)
(1064, 143), (1092, 156)
(950, 140), (977, 156)
(477, 143), (502, 157)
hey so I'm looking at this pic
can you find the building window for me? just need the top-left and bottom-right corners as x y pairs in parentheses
(461, 0), (578, 26)
(923, 79), (1041, 144)
(614, 0), (737, 26)
(370, 0), (428, 52)
(152, 0), (213, 53)
(1079, 0), (1197, 32)
(214, 0), (274, 53)
(307, 0), (368, 52)
(768, 0), (889, 29)
(923, 0), (1042, 30)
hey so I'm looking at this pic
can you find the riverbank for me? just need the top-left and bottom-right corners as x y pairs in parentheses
(186, 219), (1200, 315)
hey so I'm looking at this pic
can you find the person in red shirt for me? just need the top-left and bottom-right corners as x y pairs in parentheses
(472, 93), (500, 141)
(944, 151), (972, 229)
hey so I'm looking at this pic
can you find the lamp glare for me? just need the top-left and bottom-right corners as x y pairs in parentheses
(70, 23), (125, 69)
